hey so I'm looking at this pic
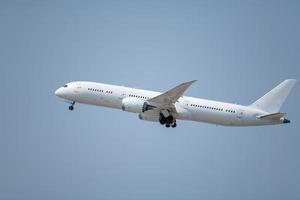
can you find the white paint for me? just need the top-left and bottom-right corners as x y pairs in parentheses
(55, 80), (296, 127)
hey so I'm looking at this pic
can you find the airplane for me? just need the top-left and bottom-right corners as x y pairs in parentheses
(55, 79), (296, 128)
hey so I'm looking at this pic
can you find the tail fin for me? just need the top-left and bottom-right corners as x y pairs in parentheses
(249, 79), (297, 113)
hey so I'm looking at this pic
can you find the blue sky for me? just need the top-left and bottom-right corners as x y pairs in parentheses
(1, 1), (299, 199)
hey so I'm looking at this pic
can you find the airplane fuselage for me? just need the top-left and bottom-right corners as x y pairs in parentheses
(55, 81), (291, 127)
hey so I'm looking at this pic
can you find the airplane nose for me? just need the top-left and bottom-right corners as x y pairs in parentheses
(55, 88), (63, 97)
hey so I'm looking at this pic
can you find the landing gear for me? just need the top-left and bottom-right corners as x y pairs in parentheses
(159, 114), (166, 125)
(165, 121), (177, 128)
(159, 113), (177, 128)
(69, 101), (75, 111)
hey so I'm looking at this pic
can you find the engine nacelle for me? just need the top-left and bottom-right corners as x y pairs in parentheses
(121, 98), (145, 113)
(122, 97), (157, 113)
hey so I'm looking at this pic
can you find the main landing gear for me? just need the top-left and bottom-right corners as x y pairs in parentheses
(69, 101), (75, 111)
(159, 113), (177, 128)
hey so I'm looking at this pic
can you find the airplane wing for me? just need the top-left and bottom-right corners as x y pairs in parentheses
(145, 80), (196, 115)
(148, 80), (196, 105)
(257, 112), (285, 120)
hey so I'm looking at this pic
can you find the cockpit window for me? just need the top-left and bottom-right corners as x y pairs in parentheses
(63, 84), (68, 88)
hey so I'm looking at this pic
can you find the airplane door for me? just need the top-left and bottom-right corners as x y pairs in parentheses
(182, 99), (189, 109)
(74, 85), (81, 93)
(119, 91), (127, 100)
(237, 109), (244, 120)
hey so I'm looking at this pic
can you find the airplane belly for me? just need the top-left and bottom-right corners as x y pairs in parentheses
(76, 92), (122, 109)
(177, 108), (232, 126)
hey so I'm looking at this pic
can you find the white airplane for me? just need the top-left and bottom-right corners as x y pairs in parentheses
(55, 79), (296, 128)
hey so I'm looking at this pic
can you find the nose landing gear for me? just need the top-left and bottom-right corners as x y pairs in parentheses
(69, 101), (75, 111)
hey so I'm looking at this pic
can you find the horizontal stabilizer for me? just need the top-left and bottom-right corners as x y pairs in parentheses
(257, 112), (285, 120)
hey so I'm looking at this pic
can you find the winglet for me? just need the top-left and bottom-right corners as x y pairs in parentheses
(176, 80), (197, 92)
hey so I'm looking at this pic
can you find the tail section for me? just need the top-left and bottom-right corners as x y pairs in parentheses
(249, 79), (297, 113)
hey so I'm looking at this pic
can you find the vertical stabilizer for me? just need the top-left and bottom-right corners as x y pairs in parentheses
(249, 79), (297, 113)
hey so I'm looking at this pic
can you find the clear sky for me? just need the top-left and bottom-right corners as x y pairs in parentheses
(1, 1), (299, 199)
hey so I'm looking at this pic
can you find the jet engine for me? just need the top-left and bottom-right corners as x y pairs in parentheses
(121, 98), (156, 113)
(121, 98), (144, 113)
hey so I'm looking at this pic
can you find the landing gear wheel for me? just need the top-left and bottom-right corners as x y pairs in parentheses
(159, 113), (166, 125)
(159, 118), (166, 125)
(171, 123), (177, 128)
(165, 124), (170, 128)
(68, 101), (75, 111)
